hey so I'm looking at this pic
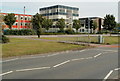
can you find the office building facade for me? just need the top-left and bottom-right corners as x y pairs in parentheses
(79, 17), (103, 33)
(1, 13), (32, 30)
(39, 5), (79, 28)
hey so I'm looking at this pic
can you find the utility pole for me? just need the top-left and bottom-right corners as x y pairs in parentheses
(88, 17), (91, 46)
(23, 6), (25, 29)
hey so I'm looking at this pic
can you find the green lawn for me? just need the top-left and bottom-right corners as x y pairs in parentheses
(38, 36), (118, 44)
(2, 38), (89, 58)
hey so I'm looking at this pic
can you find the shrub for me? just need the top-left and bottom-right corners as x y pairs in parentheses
(65, 28), (75, 34)
(2, 35), (10, 43)
(57, 30), (65, 33)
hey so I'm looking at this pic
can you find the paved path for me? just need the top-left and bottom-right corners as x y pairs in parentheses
(7, 34), (118, 38)
(2, 46), (118, 80)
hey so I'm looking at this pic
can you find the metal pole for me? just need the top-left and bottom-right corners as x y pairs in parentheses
(24, 6), (25, 29)
(88, 17), (90, 46)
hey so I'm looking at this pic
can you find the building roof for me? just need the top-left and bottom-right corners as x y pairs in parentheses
(79, 17), (103, 20)
(1, 13), (32, 16)
(39, 5), (79, 11)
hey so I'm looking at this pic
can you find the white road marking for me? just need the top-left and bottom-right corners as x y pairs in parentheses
(16, 67), (50, 72)
(21, 56), (46, 59)
(85, 57), (93, 59)
(79, 50), (86, 52)
(114, 68), (120, 71)
(103, 51), (117, 54)
(103, 70), (113, 81)
(47, 53), (59, 57)
(0, 71), (13, 76)
(95, 49), (117, 52)
(71, 58), (85, 61)
(53, 60), (70, 68)
(94, 53), (102, 58)
(65, 51), (69, 53)
(2, 58), (18, 63)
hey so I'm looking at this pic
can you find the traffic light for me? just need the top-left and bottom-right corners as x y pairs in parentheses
(90, 20), (94, 29)
(85, 18), (88, 28)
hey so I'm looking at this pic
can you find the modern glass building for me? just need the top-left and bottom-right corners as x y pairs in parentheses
(39, 5), (79, 27)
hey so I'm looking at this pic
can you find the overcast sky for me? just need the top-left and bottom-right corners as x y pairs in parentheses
(0, 0), (119, 22)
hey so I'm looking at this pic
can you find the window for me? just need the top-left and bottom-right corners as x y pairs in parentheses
(46, 10), (49, 13)
(80, 29), (81, 32)
(82, 29), (84, 32)
(16, 23), (17, 26)
(25, 17), (27, 20)
(51, 9), (56, 13)
(57, 9), (58, 12)
(59, 8), (65, 13)
(81, 24), (84, 27)
(21, 17), (23, 20)
(73, 10), (78, 14)
(28, 17), (31, 20)
(25, 23), (27, 26)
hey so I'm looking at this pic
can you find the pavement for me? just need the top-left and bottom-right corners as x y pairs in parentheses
(7, 34), (118, 38)
(1, 45), (119, 80)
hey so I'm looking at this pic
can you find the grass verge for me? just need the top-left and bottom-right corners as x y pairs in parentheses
(2, 38), (89, 58)
(37, 36), (118, 44)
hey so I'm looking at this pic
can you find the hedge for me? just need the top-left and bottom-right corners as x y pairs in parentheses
(4, 29), (36, 35)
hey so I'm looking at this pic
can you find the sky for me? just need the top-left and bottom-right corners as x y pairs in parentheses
(0, 0), (119, 22)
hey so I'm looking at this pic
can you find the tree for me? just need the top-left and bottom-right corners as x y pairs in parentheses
(73, 19), (81, 32)
(56, 18), (65, 32)
(3, 13), (16, 29)
(0, 14), (4, 26)
(31, 13), (43, 38)
(116, 23), (120, 28)
(93, 21), (98, 33)
(115, 23), (120, 32)
(42, 18), (53, 32)
(0, 14), (4, 34)
(103, 14), (116, 35)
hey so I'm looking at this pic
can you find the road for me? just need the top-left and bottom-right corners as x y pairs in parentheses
(1, 45), (119, 80)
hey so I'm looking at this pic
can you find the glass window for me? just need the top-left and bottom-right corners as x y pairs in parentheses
(28, 17), (31, 20)
(82, 29), (84, 32)
(81, 24), (84, 27)
(21, 17), (23, 20)
(25, 17), (27, 20)
(51, 9), (56, 13)
(59, 8), (65, 13)
(80, 29), (81, 32)
(25, 23), (27, 26)
(73, 10), (78, 14)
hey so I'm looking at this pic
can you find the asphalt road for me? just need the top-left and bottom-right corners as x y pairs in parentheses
(1, 46), (119, 80)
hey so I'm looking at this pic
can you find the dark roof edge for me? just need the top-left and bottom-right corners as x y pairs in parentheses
(40, 5), (79, 10)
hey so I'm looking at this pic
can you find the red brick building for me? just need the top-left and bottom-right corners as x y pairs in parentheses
(1, 13), (32, 30)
